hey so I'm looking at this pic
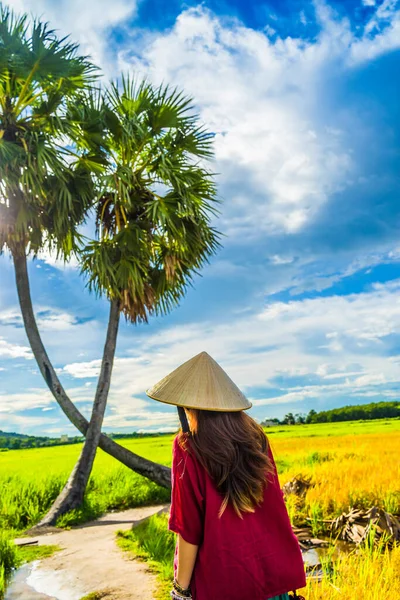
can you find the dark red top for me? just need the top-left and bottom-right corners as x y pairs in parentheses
(169, 434), (306, 600)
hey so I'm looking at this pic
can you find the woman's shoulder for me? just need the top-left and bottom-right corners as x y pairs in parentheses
(172, 432), (191, 454)
(173, 432), (183, 447)
(172, 433), (204, 470)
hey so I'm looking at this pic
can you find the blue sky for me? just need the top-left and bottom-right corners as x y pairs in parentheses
(2, 0), (400, 435)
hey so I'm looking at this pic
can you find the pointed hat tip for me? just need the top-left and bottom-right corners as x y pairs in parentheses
(146, 350), (251, 411)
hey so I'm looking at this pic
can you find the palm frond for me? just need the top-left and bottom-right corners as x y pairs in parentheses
(1, 3), (221, 321)
(78, 76), (221, 320)
(0, 4), (98, 259)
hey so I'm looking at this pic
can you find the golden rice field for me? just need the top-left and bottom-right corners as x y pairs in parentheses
(304, 544), (400, 600)
(269, 423), (400, 522)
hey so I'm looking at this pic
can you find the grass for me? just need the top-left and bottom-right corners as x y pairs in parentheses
(16, 544), (60, 564)
(0, 468), (170, 531)
(79, 593), (114, 600)
(117, 513), (175, 600)
(0, 435), (173, 531)
(0, 530), (17, 598)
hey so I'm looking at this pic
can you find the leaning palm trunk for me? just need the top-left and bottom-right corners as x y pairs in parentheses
(33, 298), (120, 527)
(12, 249), (171, 490)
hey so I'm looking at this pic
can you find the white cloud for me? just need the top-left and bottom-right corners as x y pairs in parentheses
(1, 414), (60, 430)
(58, 278), (400, 426)
(104, 407), (178, 430)
(2, 2), (400, 434)
(350, 2), (400, 64)
(120, 7), (358, 236)
(0, 307), (87, 332)
(63, 359), (102, 378)
(299, 10), (308, 25)
(137, 427), (177, 434)
(288, 247), (400, 296)
(0, 337), (32, 360)
(0, 389), (53, 413)
(36, 249), (79, 271)
(270, 255), (295, 266)
(116, 4), (400, 240)
(44, 426), (77, 436)
(4, 1), (398, 247)
(205, 260), (249, 278)
(37, 311), (83, 331)
(3, 278), (399, 432)
(251, 370), (398, 406)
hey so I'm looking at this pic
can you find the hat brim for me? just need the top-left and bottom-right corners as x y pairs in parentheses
(146, 390), (252, 412)
(146, 351), (252, 412)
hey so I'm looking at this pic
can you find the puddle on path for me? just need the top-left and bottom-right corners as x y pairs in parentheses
(5, 564), (55, 600)
(5, 561), (88, 600)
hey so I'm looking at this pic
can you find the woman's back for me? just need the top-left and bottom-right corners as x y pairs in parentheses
(146, 352), (305, 600)
(169, 435), (306, 600)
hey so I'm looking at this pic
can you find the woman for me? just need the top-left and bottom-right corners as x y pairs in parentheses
(147, 352), (306, 600)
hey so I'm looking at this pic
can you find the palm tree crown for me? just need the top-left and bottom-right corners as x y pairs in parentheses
(80, 78), (220, 322)
(0, 6), (96, 257)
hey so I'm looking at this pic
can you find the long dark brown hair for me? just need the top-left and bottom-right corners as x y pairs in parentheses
(180, 409), (274, 518)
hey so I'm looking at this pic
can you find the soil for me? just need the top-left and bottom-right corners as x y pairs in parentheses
(10, 504), (170, 600)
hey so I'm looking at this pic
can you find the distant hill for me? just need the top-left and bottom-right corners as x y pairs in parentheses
(0, 430), (30, 439)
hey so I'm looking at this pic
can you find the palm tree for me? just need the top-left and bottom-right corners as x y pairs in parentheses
(0, 7), (172, 498)
(82, 78), (219, 321)
(0, 5), (98, 434)
(1, 7), (220, 526)
(36, 79), (220, 525)
(0, 7), (95, 258)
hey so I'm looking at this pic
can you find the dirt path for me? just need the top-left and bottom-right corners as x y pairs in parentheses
(12, 504), (170, 600)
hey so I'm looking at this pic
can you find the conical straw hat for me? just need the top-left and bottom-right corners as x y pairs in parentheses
(146, 351), (252, 411)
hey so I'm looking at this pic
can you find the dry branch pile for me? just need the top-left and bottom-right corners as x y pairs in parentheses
(282, 476), (312, 498)
(283, 477), (400, 548)
(292, 526), (328, 550)
(332, 507), (400, 546)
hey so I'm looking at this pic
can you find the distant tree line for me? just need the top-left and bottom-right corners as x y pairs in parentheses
(261, 401), (400, 426)
(0, 430), (174, 451)
(0, 431), (84, 451)
(305, 401), (400, 423)
(110, 431), (173, 440)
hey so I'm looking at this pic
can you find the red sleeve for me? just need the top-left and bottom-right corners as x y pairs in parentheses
(168, 435), (204, 545)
